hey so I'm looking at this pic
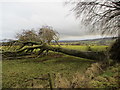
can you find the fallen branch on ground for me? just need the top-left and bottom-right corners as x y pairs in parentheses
(2, 41), (106, 61)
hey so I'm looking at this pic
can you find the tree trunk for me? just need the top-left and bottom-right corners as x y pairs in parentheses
(109, 38), (120, 62)
(2, 42), (106, 61)
(41, 45), (106, 61)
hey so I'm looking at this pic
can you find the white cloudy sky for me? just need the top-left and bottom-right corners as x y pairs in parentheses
(0, 0), (105, 40)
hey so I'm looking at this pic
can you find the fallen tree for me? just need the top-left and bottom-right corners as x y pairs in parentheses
(2, 41), (106, 61)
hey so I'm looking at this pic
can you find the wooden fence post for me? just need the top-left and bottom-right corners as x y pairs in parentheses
(48, 73), (53, 90)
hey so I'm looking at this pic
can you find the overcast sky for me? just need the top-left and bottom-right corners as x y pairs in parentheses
(0, 0), (105, 40)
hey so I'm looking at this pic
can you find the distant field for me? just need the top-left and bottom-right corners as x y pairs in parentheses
(61, 45), (108, 51)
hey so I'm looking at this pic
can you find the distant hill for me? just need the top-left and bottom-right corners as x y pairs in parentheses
(57, 37), (117, 45)
(58, 37), (117, 42)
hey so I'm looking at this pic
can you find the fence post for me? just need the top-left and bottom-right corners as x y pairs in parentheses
(48, 73), (53, 90)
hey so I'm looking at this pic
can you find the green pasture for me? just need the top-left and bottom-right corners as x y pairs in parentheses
(2, 45), (109, 88)
(61, 45), (108, 51)
(2, 54), (94, 88)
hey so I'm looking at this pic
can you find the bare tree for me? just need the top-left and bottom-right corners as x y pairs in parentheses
(66, 0), (120, 61)
(14, 26), (60, 55)
(16, 29), (39, 42)
(16, 26), (59, 45)
(2, 26), (106, 61)
(38, 26), (59, 45)
(66, 0), (120, 35)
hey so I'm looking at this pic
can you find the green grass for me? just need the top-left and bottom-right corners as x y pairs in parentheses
(2, 53), (94, 88)
(61, 45), (108, 51)
(2, 45), (108, 88)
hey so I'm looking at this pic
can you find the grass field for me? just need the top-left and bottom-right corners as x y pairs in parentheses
(61, 45), (108, 51)
(2, 54), (94, 88)
(2, 45), (111, 88)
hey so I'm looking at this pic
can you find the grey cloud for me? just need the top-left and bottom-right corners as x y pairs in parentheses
(0, 1), (95, 40)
